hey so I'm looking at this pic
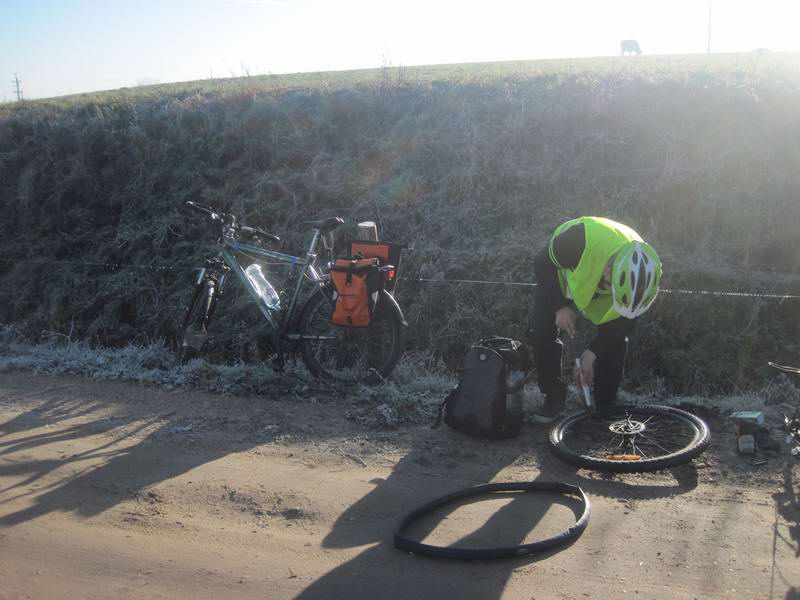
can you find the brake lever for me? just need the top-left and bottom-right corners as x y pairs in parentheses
(185, 201), (222, 222)
(240, 225), (281, 244)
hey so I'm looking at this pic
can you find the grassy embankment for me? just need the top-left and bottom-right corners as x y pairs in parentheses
(1, 52), (799, 397)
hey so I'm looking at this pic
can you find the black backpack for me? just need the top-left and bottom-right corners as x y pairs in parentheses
(434, 337), (531, 439)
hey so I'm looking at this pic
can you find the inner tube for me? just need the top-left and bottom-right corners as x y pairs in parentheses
(394, 481), (591, 560)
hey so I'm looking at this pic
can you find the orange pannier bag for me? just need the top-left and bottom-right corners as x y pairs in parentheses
(330, 257), (383, 327)
(348, 240), (406, 294)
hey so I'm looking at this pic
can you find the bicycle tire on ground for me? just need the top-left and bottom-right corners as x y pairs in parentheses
(548, 404), (710, 473)
(297, 289), (403, 382)
(394, 481), (591, 560)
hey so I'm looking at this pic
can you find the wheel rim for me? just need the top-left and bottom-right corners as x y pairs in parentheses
(556, 407), (703, 464)
(302, 297), (396, 382)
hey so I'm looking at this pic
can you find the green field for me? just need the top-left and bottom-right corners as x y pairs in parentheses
(1, 52), (799, 395)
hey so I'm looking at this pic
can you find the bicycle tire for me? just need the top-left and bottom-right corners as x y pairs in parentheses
(297, 289), (403, 382)
(176, 280), (215, 365)
(548, 404), (710, 473)
(394, 481), (591, 560)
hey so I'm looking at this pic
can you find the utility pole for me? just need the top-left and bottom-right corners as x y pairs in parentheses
(12, 73), (23, 101)
(707, 2), (712, 54)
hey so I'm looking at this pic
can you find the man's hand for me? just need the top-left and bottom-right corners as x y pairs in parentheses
(555, 306), (578, 337)
(574, 349), (597, 388)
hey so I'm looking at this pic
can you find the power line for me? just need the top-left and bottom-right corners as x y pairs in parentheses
(410, 277), (800, 301)
(12, 73), (23, 101)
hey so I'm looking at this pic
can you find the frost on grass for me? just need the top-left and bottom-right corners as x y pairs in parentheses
(0, 325), (458, 426)
(0, 324), (294, 396)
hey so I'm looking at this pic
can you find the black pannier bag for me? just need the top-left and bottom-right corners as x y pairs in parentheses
(434, 337), (532, 439)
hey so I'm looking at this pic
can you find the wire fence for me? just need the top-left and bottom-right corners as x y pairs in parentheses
(3, 257), (800, 301)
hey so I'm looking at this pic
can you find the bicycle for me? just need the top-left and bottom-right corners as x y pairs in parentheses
(176, 201), (406, 382)
(768, 362), (800, 456)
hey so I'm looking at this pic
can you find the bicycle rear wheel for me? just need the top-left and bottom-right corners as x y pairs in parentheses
(298, 289), (403, 382)
(548, 405), (710, 472)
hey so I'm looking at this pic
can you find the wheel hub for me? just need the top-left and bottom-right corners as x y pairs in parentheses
(608, 418), (646, 436)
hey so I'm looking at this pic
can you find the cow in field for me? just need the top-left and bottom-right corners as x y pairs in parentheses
(621, 39), (642, 55)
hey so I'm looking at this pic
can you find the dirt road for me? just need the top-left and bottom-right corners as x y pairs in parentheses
(0, 373), (797, 599)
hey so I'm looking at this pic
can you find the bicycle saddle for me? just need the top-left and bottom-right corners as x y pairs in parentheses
(307, 217), (344, 233)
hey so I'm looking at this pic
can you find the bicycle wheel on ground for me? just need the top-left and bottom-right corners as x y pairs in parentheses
(548, 404), (710, 473)
(298, 289), (403, 382)
(176, 281), (214, 365)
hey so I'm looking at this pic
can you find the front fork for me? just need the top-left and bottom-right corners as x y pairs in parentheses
(189, 258), (229, 330)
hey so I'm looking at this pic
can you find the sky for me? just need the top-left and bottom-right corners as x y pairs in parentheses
(1, 0), (798, 101)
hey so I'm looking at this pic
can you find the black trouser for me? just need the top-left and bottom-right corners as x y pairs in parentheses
(529, 291), (627, 406)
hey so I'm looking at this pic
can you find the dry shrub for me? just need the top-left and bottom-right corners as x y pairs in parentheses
(2, 57), (800, 395)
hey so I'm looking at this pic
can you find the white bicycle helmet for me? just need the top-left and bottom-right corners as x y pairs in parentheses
(611, 241), (662, 318)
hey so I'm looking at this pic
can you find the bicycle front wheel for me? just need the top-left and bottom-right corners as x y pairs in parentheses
(176, 280), (215, 365)
(548, 405), (710, 473)
(298, 290), (403, 382)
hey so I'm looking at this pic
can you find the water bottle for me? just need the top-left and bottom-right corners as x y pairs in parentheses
(506, 369), (526, 418)
(244, 263), (280, 310)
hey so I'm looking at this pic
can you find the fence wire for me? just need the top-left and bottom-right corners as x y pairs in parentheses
(2, 257), (800, 301)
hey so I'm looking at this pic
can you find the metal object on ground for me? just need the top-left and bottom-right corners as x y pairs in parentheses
(737, 434), (756, 454)
(731, 411), (765, 427)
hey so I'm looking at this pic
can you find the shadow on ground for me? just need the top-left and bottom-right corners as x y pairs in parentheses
(295, 425), (699, 600)
(770, 460), (800, 600)
(0, 389), (268, 526)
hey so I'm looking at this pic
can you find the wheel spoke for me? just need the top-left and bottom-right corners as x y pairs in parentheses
(299, 292), (401, 382)
(630, 438), (644, 458)
(637, 437), (676, 455)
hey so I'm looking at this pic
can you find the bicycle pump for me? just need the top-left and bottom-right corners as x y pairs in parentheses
(566, 337), (594, 415)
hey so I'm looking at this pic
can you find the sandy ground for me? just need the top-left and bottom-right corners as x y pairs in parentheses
(0, 372), (798, 600)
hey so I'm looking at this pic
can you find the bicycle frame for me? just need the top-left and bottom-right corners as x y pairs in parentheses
(202, 230), (326, 336)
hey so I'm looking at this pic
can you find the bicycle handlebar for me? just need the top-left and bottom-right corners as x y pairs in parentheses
(184, 201), (281, 244)
(186, 201), (222, 221)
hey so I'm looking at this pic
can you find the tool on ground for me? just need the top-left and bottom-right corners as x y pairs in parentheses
(731, 411), (765, 427)
(737, 434), (756, 455)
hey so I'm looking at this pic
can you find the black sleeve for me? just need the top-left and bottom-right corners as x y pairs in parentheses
(588, 317), (636, 358)
(534, 223), (586, 312)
